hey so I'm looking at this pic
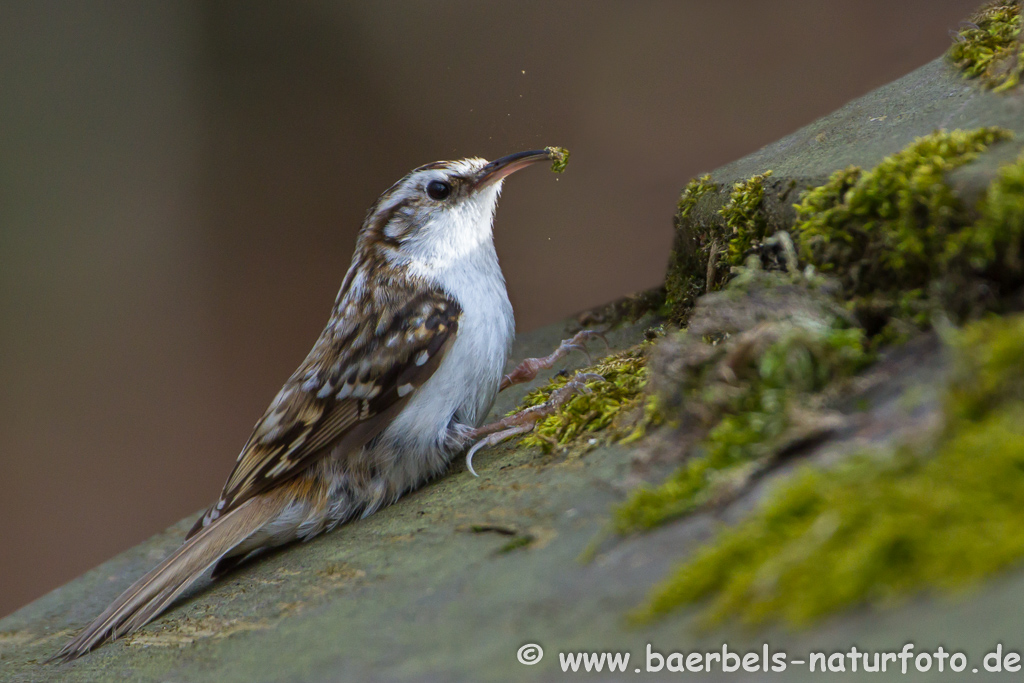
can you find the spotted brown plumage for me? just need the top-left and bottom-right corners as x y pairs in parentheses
(188, 285), (460, 537)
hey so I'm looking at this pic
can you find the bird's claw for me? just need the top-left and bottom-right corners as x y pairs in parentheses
(563, 343), (590, 362)
(465, 370), (607, 476)
(465, 424), (534, 477)
(499, 329), (609, 391)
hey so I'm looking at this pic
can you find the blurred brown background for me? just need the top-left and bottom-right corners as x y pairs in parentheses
(0, 0), (977, 617)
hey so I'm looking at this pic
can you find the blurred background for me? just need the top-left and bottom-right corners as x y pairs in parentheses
(0, 0), (978, 617)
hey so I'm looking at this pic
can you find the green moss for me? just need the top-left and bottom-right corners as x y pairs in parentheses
(497, 535), (535, 553)
(611, 403), (788, 533)
(946, 314), (1024, 420)
(667, 128), (1024, 332)
(719, 170), (774, 267)
(613, 319), (869, 534)
(677, 174), (716, 221)
(666, 170), (782, 322)
(545, 146), (570, 173)
(792, 127), (1014, 335)
(666, 175), (718, 318)
(948, 0), (1024, 91)
(951, 147), (1024, 271)
(515, 344), (652, 451)
(619, 391), (669, 445)
(632, 314), (1024, 628)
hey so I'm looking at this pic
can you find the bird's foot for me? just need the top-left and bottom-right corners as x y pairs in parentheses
(465, 372), (604, 476)
(499, 330), (608, 391)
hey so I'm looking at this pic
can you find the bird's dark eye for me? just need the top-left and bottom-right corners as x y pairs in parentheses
(426, 180), (451, 201)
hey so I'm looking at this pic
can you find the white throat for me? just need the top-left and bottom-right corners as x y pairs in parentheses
(401, 183), (502, 273)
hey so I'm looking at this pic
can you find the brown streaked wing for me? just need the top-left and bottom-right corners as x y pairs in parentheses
(186, 287), (460, 539)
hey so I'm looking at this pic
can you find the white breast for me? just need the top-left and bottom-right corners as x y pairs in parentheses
(372, 235), (514, 489)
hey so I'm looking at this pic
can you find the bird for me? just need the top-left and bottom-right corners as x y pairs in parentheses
(55, 148), (580, 660)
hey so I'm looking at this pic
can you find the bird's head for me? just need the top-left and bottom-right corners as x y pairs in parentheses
(360, 150), (558, 267)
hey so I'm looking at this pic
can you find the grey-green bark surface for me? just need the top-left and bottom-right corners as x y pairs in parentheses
(700, 52), (1024, 204)
(7, 53), (1024, 683)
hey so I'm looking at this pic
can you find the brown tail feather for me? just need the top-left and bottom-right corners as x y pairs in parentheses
(52, 496), (282, 662)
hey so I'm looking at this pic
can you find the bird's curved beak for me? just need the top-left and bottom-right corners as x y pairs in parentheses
(473, 149), (553, 190)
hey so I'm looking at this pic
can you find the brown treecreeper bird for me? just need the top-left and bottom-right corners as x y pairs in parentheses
(56, 148), (600, 660)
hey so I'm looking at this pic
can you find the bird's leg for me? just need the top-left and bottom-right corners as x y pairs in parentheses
(499, 330), (608, 391)
(465, 372), (604, 476)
